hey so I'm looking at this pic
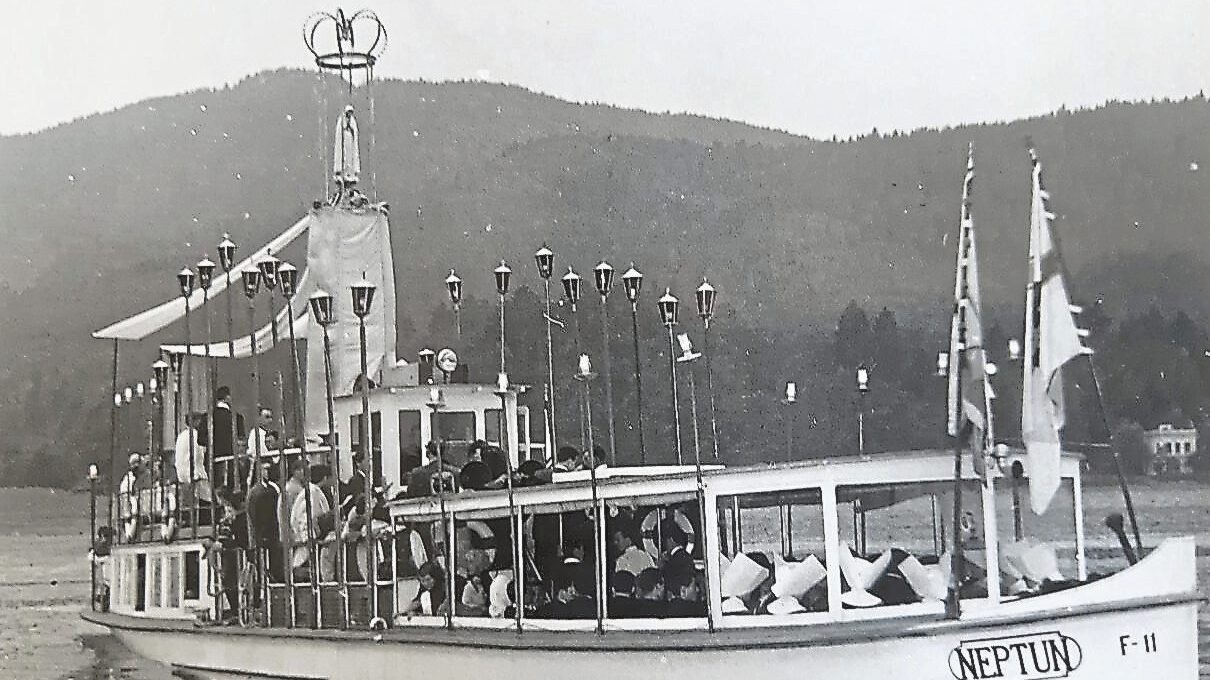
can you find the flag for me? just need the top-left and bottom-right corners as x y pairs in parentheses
(947, 144), (994, 474)
(1022, 148), (1089, 514)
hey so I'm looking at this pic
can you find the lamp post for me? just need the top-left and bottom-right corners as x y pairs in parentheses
(672, 334), (716, 633)
(562, 267), (586, 449)
(425, 385), (454, 631)
(494, 260), (512, 457)
(177, 266), (197, 534)
(658, 289), (683, 465)
(621, 265), (647, 464)
(696, 279), (720, 460)
(277, 261), (305, 448)
(856, 365), (870, 454)
(573, 353), (605, 635)
(217, 235), (238, 491)
(308, 289), (348, 628)
(493, 372), (523, 634)
(444, 269), (462, 338)
(535, 244), (558, 458)
(781, 381), (797, 556)
(854, 364), (870, 556)
(241, 266), (263, 481)
(257, 254), (287, 483)
(351, 276), (378, 623)
(168, 352), (183, 459)
(197, 256), (216, 515)
(88, 463), (98, 610)
(593, 261), (617, 465)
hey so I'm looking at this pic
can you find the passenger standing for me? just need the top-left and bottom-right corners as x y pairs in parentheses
(208, 387), (246, 490)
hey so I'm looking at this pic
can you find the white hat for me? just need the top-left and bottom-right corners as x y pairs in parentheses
(772, 555), (826, 599)
(839, 544), (892, 591)
(721, 596), (748, 614)
(1018, 543), (1063, 584)
(840, 588), (882, 608)
(720, 552), (769, 598)
(489, 571), (513, 617)
(766, 595), (808, 615)
(898, 554), (947, 601)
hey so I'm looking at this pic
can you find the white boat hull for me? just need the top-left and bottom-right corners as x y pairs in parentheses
(92, 590), (1196, 680)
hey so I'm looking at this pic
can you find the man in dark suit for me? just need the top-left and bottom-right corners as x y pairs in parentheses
(206, 386), (246, 490)
(405, 441), (458, 498)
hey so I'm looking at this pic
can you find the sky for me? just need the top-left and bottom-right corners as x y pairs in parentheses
(2, 1), (1208, 138)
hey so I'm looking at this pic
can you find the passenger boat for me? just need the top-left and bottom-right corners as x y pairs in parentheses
(81, 8), (1199, 680)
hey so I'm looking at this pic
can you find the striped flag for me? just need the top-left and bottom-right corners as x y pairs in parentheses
(1022, 148), (1090, 514)
(947, 144), (993, 473)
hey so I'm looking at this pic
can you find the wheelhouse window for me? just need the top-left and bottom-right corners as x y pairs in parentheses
(717, 488), (828, 616)
(995, 463), (1083, 592)
(398, 409), (422, 479)
(836, 480), (984, 609)
(437, 412), (477, 466)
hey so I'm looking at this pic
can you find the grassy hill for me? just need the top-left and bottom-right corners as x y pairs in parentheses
(1, 70), (1208, 486)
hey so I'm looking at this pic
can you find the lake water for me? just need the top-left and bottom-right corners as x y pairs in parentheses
(1, 480), (1208, 679)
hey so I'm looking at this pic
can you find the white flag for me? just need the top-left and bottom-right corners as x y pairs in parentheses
(1022, 149), (1087, 514)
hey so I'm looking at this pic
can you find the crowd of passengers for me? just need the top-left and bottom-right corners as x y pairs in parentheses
(394, 442), (708, 620)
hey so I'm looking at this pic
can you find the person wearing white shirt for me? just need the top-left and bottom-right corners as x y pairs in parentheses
(612, 526), (655, 576)
(174, 413), (210, 503)
(246, 407), (274, 486)
(291, 464), (333, 581)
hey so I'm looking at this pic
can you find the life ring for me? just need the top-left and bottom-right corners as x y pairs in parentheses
(639, 507), (696, 559)
(456, 520), (497, 566)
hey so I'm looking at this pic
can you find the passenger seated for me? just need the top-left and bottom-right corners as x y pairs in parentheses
(665, 572), (706, 618)
(533, 564), (595, 619)
(608, 570), (638, 618)
(612, 524), (655, 576)
(455, 548), (492, 616)
(459, 460), (493, 491)
(632, 567), (667, 618)
(404, 560), (447, 617)
(516, 460), (547, 487)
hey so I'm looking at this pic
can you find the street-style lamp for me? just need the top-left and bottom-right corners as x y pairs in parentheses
(493, 371), (524, 634)
(593, 261), (617, 465)
(216, 234), (238, 491)
(257, 254), (287, 468)
(308, 288), (348, 626)
(695, 279), (720, 460)
(621, 265), (647, 464)
(573, 352), (606, 634)
(1007, 338), (1022, 362)
(277, 261), (304, 446)
(856, 365), (870, 454)
(425, 383), (455, 631)
(196, 255), (216, 518)
(563, 267), (587, 448)
(444, 269), (462, 338)
(241, 266), (263, 485)
(494, 260), (511, 374)
(176, 265), (197, 532)
(535, 244), (558, 456)
(350, 276), (379, 622)
(658, 289), (683, 465)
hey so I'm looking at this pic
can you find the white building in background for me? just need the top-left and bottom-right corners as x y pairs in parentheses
(1143, 423), (1197, 476)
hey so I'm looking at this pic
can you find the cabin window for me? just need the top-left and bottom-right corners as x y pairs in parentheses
(607, 495), (705, 620)
(523, 502), (601, 623)
(716, 489), (828, 616)
(995, 468), (1082, 590)
(398, 410), (422, 478)
(149, 555), (163, 608)
(836, 481), (984, 608)
(436, 412), (477, 465)
(484, 409), (503, 447)
(350, 412), (384, 483)
(165, 554), (181, 608)
(184, 551), (200, 600)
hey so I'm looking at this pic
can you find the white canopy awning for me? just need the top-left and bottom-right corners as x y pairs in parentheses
(92, 215), (312, 340)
